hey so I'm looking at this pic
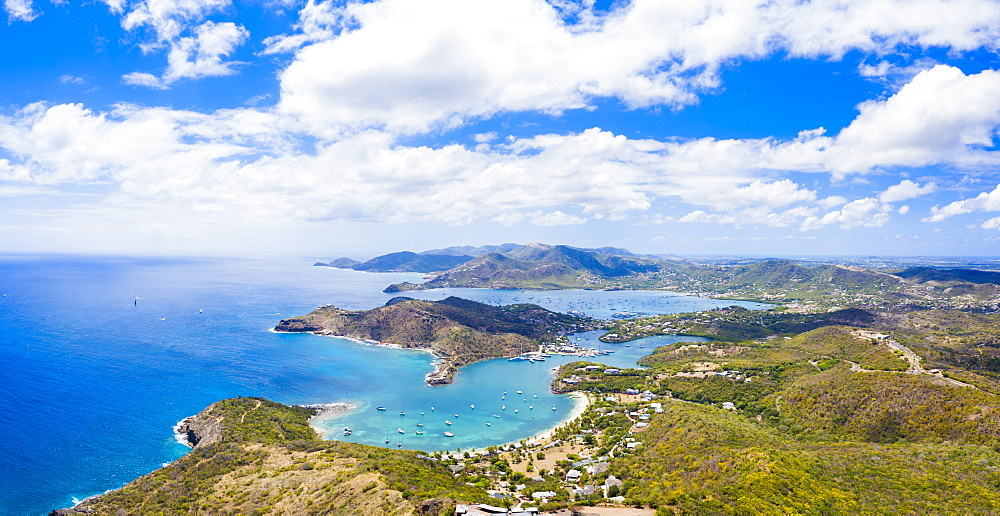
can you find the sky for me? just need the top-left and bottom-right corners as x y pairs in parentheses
(2, 0), (1000, 259)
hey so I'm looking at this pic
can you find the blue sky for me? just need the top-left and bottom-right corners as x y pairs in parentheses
(3, 0), (1000, 258)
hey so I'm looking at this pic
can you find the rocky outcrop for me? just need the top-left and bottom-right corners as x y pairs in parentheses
(175, 410), (225, 448)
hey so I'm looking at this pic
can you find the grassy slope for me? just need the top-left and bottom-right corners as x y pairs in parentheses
(567, 312), (1000, 513)
(75, 397), (487, 514)
(613, 401), (1000, 514)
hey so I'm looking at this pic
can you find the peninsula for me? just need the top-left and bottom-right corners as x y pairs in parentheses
(274, 296), (598, 384)
(54, 397), (489, 514)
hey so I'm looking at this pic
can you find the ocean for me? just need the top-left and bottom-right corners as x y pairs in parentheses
(0, 254), (767, 515)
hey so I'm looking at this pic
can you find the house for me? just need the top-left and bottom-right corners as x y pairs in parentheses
(604, 475), (623, 489)
(626, 442), (641, 449)
(721, 402), (736, 410)
(586, 462), (609, 475)
(573, 485), (597, 497)
(532, 491), (557, 500)
(566, 469), (582, 481)
(625, 388), (640, 395)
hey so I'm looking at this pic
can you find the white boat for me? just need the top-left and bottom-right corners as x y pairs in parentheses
(445, 420), (452, 425)
(552, 407), (557, 410)
(516, 390), (522, 394)
(377, 406), (386, 411)
(415, 431), (424, 435)
(486, 422), (491, 426)
(514, 409), (519, 413)
(470, 404), (475, 409)
(397, 428), (404, 433)
(444, 432), (454, 437)
(501, 405), (506, 410)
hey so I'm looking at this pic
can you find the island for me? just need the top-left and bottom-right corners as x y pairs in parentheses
(274, 296), (599, 385)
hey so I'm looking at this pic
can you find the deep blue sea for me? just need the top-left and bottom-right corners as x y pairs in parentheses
(0, 255), (767, 515)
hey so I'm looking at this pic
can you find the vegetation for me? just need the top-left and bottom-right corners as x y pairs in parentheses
(63, 245), (1000, 513)
(73, 397), (488, 514)
(274, 296), (598, 384)
(611, 402), (1000, 513)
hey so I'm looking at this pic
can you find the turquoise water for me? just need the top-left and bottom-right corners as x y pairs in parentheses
(0, 255), (764, 514)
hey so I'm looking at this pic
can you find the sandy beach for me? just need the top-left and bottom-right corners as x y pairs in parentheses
(525, 391), (591, 444)
(301, 402), (359, 437)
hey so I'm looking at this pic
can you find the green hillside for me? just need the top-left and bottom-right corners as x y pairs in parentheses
(61, 397), (488, 514)
(274, 296), (597, 384)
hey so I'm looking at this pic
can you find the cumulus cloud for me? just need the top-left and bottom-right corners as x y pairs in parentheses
(273, 0), (1000, 134)
(801, 198), (892, 230)
(120, 0), (231, 44)
(879, 180), (937, 203)
(828, 66), (1000, 175)
(925, 184), (1000, 222)
(4, 0), (37, 21)
(116, 0), (248, 87)
(260, 0), (346, 55)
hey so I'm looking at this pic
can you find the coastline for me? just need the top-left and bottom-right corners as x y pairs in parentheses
(279, 329), (455, 385)
(479, 391), (591, 453)
(524, 391), (591, 445)
(301, 402), (359, 437)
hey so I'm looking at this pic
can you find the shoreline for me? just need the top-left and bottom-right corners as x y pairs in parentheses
(523, 391), (591, 446)
(278, 329), (454, 385)
(474, 391), (591, 454)
(301, 401), (359, 437)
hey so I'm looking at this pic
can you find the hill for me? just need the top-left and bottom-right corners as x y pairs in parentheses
(274, 296), (597, 384)
(370, 243), (1000, 310)
(54, 397), (487, 514)
(318, 251), (474, 273)
(386, 244), (672, 291)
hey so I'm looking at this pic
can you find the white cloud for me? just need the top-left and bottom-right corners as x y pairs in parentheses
(529, 210), (587, 226)
(59, 75), (86, 85)
(925, 184), (1000, 222)
(4, 0), (37, 21)
(161, 21), (249, 83)
(983, 216), (1000, 230)
(261, 0), (346, 55)
(122, 72), (167, 89)
(801, 198), (891, 230)
(121, 0), (231, 44)
(879, 180), (937, 203)
(828, 66), (1000, 176)
(274, 0), (1000, 135)
(117, 0), (248, 88)
(473, 132), (497, 144)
